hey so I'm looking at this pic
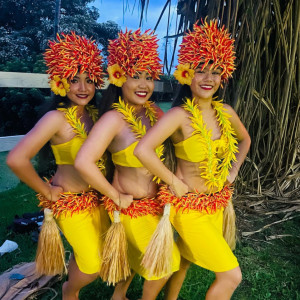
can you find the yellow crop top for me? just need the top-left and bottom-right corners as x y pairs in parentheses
(176, 98), (239, 192)
(110, 98), (163, 170)
(51, 136), (85, 165)
(173, 134), (227, 162)
(111, 141), (143, 168)
(50, 105), (98, 165)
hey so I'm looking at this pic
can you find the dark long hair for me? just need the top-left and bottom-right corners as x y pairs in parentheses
(99, 84), (122, 114)
(171, 84), (192, 108)
(39, 92), (101, 118)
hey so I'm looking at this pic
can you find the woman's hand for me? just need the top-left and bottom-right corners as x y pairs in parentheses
(119, 193), (133, 209)
(112, 193), (133, 209)
(169, 176), (189, 198)
(45, 185), (64, 202)
(225, 166), (239, 185)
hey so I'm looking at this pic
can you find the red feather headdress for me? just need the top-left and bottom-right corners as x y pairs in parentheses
(107, 29), (162, 87)
(44, 32), (104, 96)
(174, 20), (236, 85)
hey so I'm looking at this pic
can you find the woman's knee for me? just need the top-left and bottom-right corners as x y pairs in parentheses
(180, 257), (191, 271)
(227, 267), (242, 288)
(216, 266), (242, 289)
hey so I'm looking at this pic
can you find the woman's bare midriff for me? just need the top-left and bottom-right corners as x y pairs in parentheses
(51, 165), (90, 193)
(176, 158), (221, 194)
(112, 165), (158, 199)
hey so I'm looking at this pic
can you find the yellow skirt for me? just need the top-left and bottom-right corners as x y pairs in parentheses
(111, 213), (181, 280)
(56, 205), (110, 274)
(170, 206), (238, 272)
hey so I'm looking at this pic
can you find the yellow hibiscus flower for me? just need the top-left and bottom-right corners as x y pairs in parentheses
(50, 76), (70, 97)
(107, 64), (127, 87)
(173, 63), (195, 85)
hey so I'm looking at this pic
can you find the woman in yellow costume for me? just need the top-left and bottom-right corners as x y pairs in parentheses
(135, 20), (251, 300)
(7, 32), (110, 300)
(75, 29), (180, 300)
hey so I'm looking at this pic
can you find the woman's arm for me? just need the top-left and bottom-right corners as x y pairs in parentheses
(224, 104), (251, 183)
(134, 107), (188, 197)
(75, 111), (133, 208)
(6, 111), (64, 200)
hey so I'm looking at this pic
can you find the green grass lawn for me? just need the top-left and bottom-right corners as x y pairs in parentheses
(0, 183), (299, 299)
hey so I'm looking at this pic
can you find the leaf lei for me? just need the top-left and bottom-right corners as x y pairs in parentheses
(112, 97), (164, 183)
(182, 98), (238, 192)
(57, 105), (105, 172)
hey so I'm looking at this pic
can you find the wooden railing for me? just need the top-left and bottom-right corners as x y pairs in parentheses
(0, 71), (172, 152)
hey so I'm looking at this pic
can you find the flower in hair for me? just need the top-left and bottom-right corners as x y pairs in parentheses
(44, 32), (104, 95)
(173, 63), (195, 85)
(174, 19), (236, 84)
(107, 29), (162, 86)
(50, 76), (70, 97)
(107, 64), (127, 87)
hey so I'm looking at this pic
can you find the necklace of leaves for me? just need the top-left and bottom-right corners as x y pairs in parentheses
(112, 97), (164, 183)
(183, 98), (238, 192)
(57, 105), (105, 172)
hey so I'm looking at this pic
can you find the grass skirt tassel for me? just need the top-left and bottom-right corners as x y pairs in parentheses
(100, 210), (131, 285)
(141, 203), (173, 278)
(35, 208), (66, 275)
(223, 199), (236, 250)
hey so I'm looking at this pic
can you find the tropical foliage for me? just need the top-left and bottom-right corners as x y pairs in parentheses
(0, 0), (119, 63)
(0, 0), (120, 135)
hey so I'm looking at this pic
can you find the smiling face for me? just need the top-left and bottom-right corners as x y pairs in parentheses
(121, 71), (155, 108)
(67, 72), (96, 107)
(190, 65), (222, 101)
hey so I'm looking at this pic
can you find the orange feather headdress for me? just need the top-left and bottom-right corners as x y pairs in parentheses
(44, 32), (104, 96)
(174, 20), (236, 85)
(107, 29), (162, 87)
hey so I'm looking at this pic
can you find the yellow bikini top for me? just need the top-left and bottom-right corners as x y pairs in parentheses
(175, 98), (239, 192)
(111, 141), (143, 168)
(110, 98), (163, 176)
(174, 134), (227, 162)
(51, 136), (85, 165)
(51, 105), (99, 165)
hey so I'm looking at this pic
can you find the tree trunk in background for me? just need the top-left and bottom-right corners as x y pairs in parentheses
(143, 0), (299, 201)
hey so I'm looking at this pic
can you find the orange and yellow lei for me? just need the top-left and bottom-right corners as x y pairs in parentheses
(107, 29), (162, 86)
(102, 195), (163, 219)
(174, 20), (236, 86)
(44, 32), (104, 92)
(158, 184), (233, 214)
(38, 190), (101, 218)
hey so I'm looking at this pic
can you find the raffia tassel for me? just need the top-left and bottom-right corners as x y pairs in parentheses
(142, 203), (173, 278)
(223, 200), (236, 250)
(100, 211), (131, 285)
(35, 208), (66, 276)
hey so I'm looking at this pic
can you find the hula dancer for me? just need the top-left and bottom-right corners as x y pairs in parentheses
(135, 20), (251, 299)
(75, 29), (181, 300)
(7, 32), (110, 300)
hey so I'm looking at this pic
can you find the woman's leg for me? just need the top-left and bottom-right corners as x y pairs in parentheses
(111, 272), (136, 300)
(140, 276), (170, 300)
(205, 266), (242, 300)
(164, 257), (190, 300)
(62, 256), (98, 300)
